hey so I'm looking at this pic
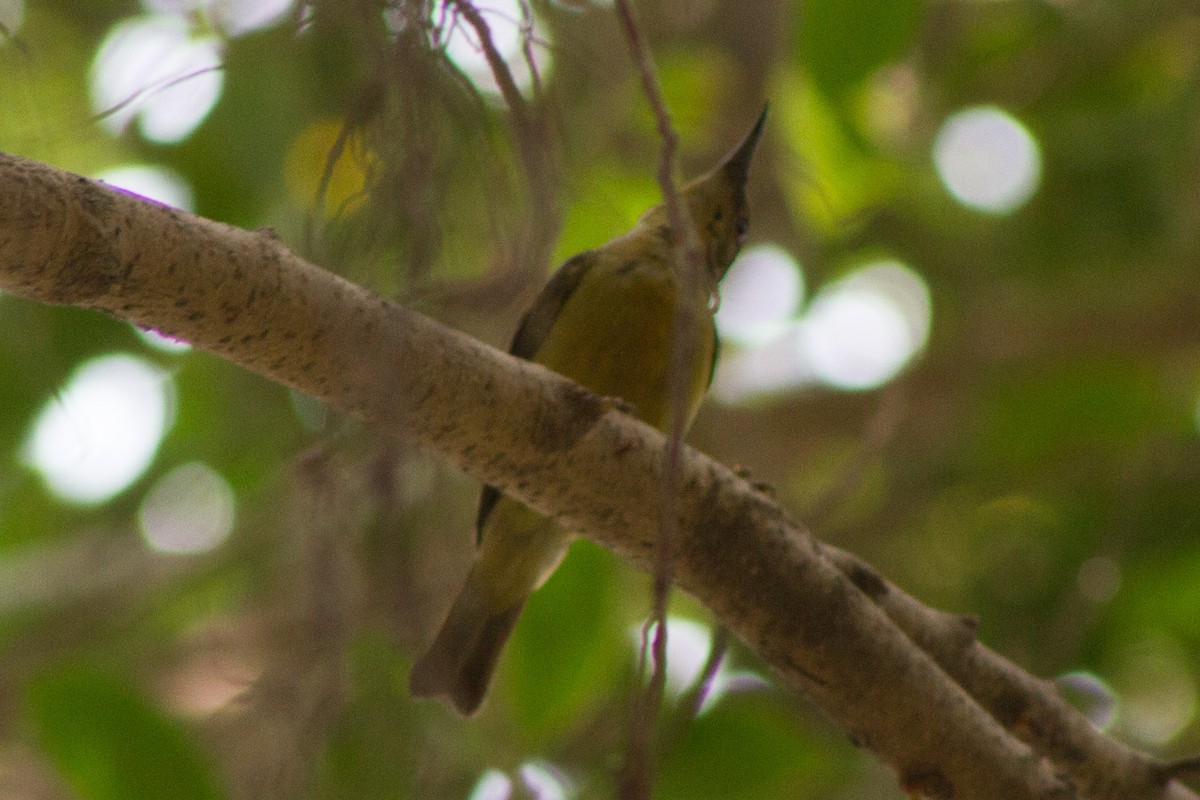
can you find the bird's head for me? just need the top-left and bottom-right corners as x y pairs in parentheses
(678, 106), (767, 282)
(635, 106), (766, 285)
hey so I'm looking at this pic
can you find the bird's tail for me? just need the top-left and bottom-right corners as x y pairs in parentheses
(409, 568), (525, 716)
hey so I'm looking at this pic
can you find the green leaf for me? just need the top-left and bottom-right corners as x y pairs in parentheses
(28, 667), (222, 800)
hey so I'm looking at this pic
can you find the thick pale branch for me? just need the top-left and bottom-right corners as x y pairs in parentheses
(1, 152), (1192, 800)
(824, 547), (1196, 800)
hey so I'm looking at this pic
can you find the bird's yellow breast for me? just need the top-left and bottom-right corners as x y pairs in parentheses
(530, 253), (716, 431)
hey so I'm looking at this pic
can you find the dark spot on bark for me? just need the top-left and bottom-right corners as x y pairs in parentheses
(903, 768), (955, 800)
(992, 689), (1030, 729)
(529, 379), (606, 453)
(781, 653), (829, 688)
(846, 562), (888, 600)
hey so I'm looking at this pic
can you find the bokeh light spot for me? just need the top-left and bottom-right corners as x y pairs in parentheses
(23, 354), (172, 504)
(711, 328), (815, 403)
(134, 325), (193, 353)
(90, 14), (223, 143)
(803, 289), (908, 389)
(714, 260), (931, 401)
(0, 0), (25, 39)
(716, 243), (804, 345)
(1077, 555), (1121, 603)
(144, 0), (294, 36)
(139, 462), (235, 555)
(98, 164), (195, 211)
(1116, 636), (1197, 745)
(629, 617), (735, 713)
(1056, 671), (1118, 731)
(801, 260), (932, 391)
(468, 769), (513, 800)
(518, 761), (571, 800)
(439, 0), (551, 99)
(214, 0), (294, 36)
(933, 105), (1042, 214)
(143, 0), (295, 36)
(161, 644), (262, 718)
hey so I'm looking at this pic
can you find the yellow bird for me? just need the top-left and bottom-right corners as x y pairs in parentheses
(410, 109), (767, 716)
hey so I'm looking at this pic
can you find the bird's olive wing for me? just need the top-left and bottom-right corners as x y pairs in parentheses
(507, 251), (595, 360)
(475, 251), (596, 542)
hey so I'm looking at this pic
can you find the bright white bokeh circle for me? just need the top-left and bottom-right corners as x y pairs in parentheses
(141, 0), (294, 36)
(628, 616), (738, 713)
(716, 244), (804, 346)
(439, 0), (551, 99)
(518, 761), (571, 800)
(24, 354), (173, 504)
(933, 105), (1042, 214)
(802, 291), (910, 390)
(801, 260), (932, 391)
(713, 260), (932, 400)
(98, 164), (195, 210)
(134, 326), (193, 353)
(90, 15), (223, 143)
(468, 769), (513, 800)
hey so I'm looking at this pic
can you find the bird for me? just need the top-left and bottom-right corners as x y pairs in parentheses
(410, 108), (767, 716)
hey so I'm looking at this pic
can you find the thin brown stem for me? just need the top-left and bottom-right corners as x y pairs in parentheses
(610, 2), (709, 797)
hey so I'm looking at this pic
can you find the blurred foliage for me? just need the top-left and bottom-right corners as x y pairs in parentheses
(2, 0), (1200, 799)
(29, 667), (222, 800)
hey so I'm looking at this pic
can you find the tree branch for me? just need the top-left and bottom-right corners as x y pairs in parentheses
(1, 152), (1193, 800)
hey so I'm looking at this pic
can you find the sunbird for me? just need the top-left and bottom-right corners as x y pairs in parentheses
(410, 109), (767, 716)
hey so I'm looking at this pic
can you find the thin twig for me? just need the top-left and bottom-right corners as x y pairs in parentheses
(515, 0), (545, 100)
(677, 626), (730, 722)
(442, 0), (560, 275)
(89, 65), (226, 128)
(444, 0), (531, 134)
(612, 1), (708, 797)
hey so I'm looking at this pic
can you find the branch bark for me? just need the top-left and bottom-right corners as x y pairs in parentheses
(1, 152), (1194, 800)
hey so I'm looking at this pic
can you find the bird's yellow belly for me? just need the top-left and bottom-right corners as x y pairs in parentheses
(531, 261), (715, 431)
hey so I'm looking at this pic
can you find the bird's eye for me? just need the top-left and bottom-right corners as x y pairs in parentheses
(736, 217), (749, 242)
(713, 208), (724, 222)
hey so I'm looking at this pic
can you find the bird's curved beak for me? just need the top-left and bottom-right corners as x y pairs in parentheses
(719, 104), (768, 186)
